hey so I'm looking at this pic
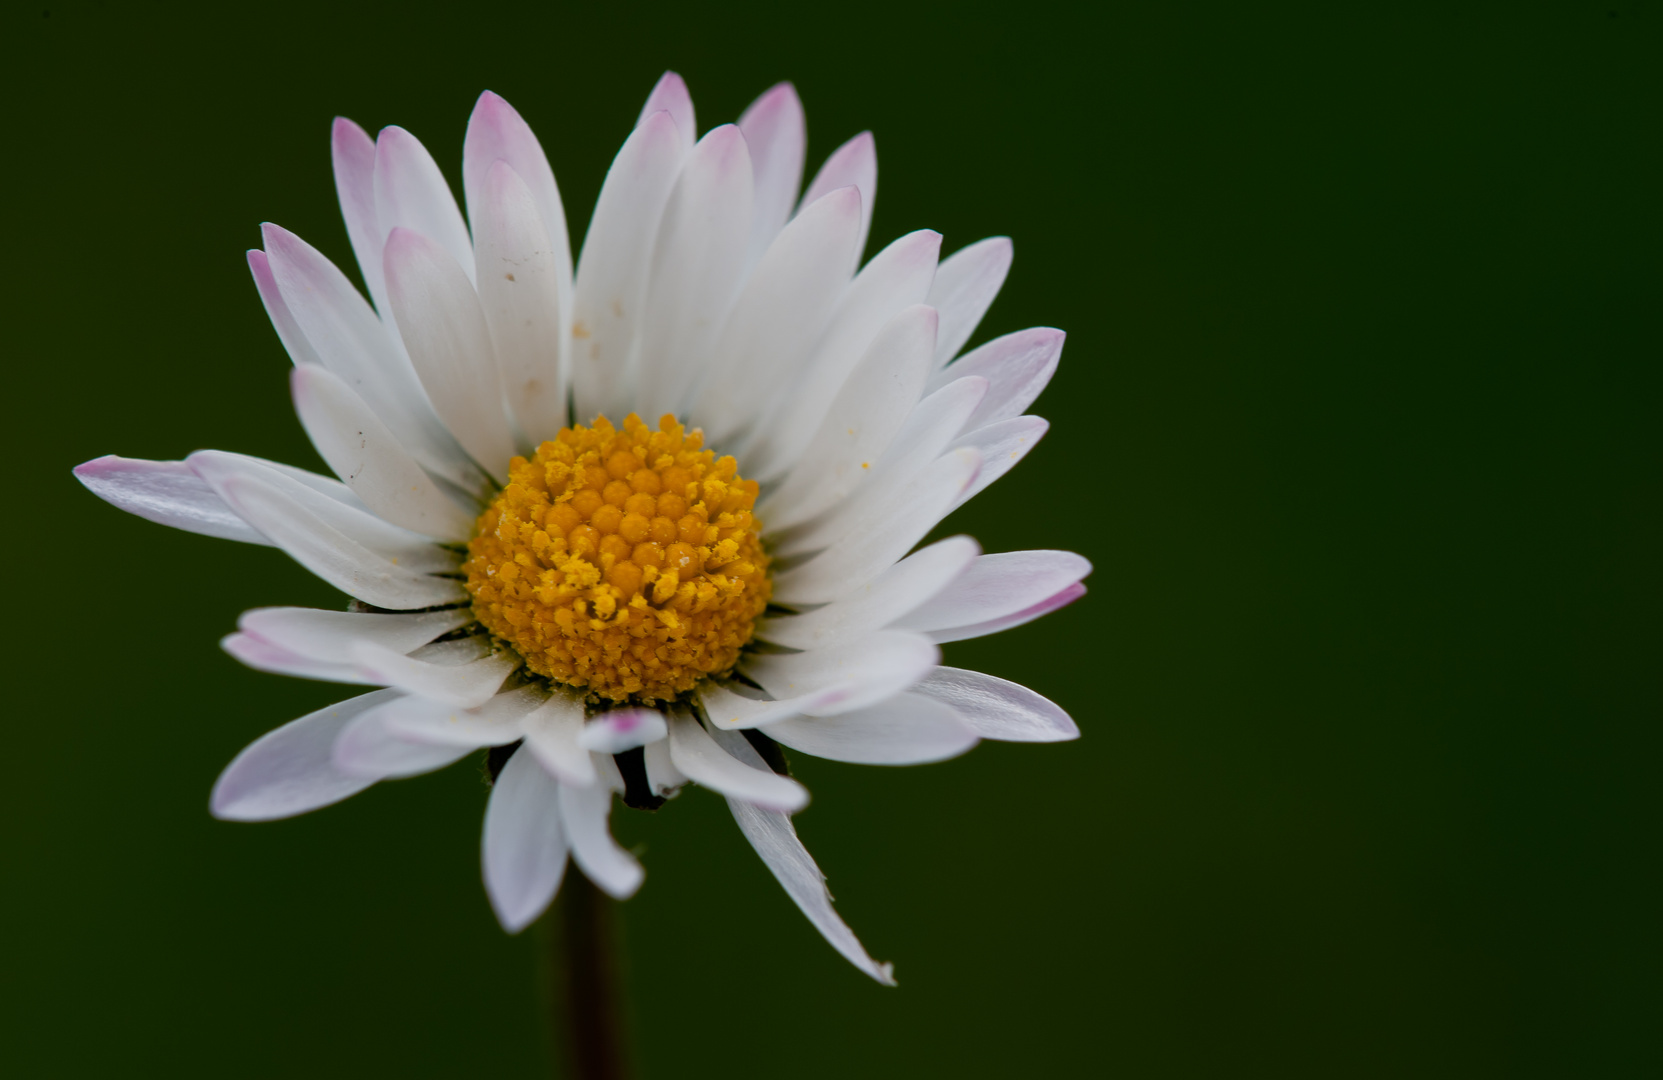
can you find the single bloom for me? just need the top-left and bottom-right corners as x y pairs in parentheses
(75, 72), (1087, 983)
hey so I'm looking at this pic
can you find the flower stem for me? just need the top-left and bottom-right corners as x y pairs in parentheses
(549, 872), (632, 1080)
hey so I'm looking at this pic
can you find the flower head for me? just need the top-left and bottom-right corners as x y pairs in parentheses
(74, 72), (1086, 983)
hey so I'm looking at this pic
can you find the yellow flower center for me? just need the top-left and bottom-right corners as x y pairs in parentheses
(464, 413), (771, 704)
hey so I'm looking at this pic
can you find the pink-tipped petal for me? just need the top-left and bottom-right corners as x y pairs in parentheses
(211, 689), (404, 821)
(374, 125), (475, 286)
(483, 746), (569, 933)
(913, 667), (1079, 742)
(738, 81), (807, 269)
(331, 116), (390, 318)
(73, 455), (270, 545)
(247, 249), (322, 367)
(927, 237), (1013, 369)
(637, 70), (695, 154)
(923, 582), (1087, 643)
(948, 415), (1048, 513)
(930, 327), (1065, 433)
(893, 549), (1093, 637)
(575, 709), (669, 755)
(799, 131), (876, 262)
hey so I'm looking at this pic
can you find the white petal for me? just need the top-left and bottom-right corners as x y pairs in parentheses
(210, 689), (402, 821)
(759, 536), (980, 650)
(351, 639), (518, 707)
(912, 666), (1079, 742)
(894, 550), (1092, 635)
(759, 304), (938, 529)
(948, 416), (1048, 513)
(74, 456), (271, 545)
(222, 632), (374, 684)
(330, 116), (390, 321)
(332, 702), (477, 779)
(927, 237), (1013, 369)
(210, 472), (465, 610)
(770, 448), (980, 606)
(929, 327), (1065, 433)
(383, 227), (517, 481)
(737, 81), (807, 270)
(471, 160), (568, 448)
(576, 708), (669, 755)
(642, 738), (688, 796)
(558, 779), (644, 900)
(707, 725), (894, 985)
(765, 692), (979, 765)
(521, 692), (597, 785)
(925, 582), (1087, 644)
(745, 229), (941, 481)
(697, 680), (855, 730)
(237, 605), (469, 662)
(247, 248), (322, 367)
(799, 131), (875, 263)
(483, 745), (569, 933)
(374, 125), (475, 287)
(739, 630), (940, 717)
(375, 685), (545, 747)
(570, 110), (685, 424)
(690, 185), (862, 444)
(631, 125), (754, 422)
(637, 71), (695, 155)
(289, 365), (476, 540)
(666, 711), (808, 812)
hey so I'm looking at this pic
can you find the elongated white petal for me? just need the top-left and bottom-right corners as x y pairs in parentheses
(330, 117), (390, 320)
(222, 632), (374, 684)
(799, 131), (875, 262)
(765, 692), (979, 765)
(463, 91), (572, 385)
(570, 110), (685, 424)
(374, 125), (475, 286)
(740, 631), (939, 717)
(637, 71), (695, 155)
(290, 365), (476, 540)
(237, 606), (468, 662)
(667, 712), (808, 812)
(894, 550), (1092, 634)
(643, 738), (687, 796)
(247, 249), (323, 367)
(691, 185), (862, 444)
(632, 125), (753, 421)
(374, 684), (545, 747)
(912, 666), (1079, 742)
(384, 228), (517, 481)
(927, 582), (1087, 643)
(761, 304), (937, 528)
(558, 779), (643, 899)
(74, 456), (271, 545)
(332, 703), (477, 778)
(746, 229), (941, 480)
(261, 224), (477, 490)
(472, 160), (568, 447)
(927, 237), (1012, 369)
(484, 745), (569, 933)
(948, 416), (1048, 513)
(521, 693), (596, 785)
(211, 689), (403, 821)
(212, 473), (465, 610)
(930, 327), (1064, 433)
(697, 680), (859, 730)
(708, 726), (894, 985)
(351, 639), (517, 707)
(759, 536), (980, 650)
(737, 81), (807, 270)
(577, 709), (669, 755)
(771, 448), (980, 606)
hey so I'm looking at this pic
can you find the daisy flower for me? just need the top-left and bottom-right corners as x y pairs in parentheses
(74, 72), (1086, 984)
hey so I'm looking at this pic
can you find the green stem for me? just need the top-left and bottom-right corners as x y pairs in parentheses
(549, 872), (631, 1080)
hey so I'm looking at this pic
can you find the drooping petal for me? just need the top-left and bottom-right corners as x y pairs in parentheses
(737, 81), (807, 270)
(666, 711), (808, 812)
(221, 632), (374, 684)
(330, 116), (390, 320)
(570, 110), (685, 424)
(470, 160), (568, 447)
(373, 125), (476, 286)
(927, 237), (1013, 369)
(73, 456), (271, 545)
(558, 778), (643, 899)
(740, 631), (940, 716)
(707, 726), (894, 985)
(759, 536), (980, 650)
(771, 448), (980, 606)
(928, 327), (1065, 433)
(289, 365), (477, 539)
(210, 689), (403, 821)
(237, 606), (469, 662)
(893, 550), (1093, 636)
(636, 71), (695, 155)
(576, 709), (669, 755)
(764, 692), (979, 765)
(631, 125), (754, 422)
(374, 685), (546, 747)
(798, 131), (876, 262)
(351, 638), (518, 707)
(924, 582), (1087, 643)
(383, 227), (517, 481)
(483, 745), (569, 933)
(948, 416), (1048, 513)
(332, 702), (478, 779)
(642, 738), (688, 797)
(520, 692), (596, 785)
(691, 185), (862, 444)
(247, 248), (323, 367)
(912, 666), (1079, 742)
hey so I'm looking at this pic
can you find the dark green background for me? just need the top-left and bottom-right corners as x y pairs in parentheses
(4, 2), (1657, 1076)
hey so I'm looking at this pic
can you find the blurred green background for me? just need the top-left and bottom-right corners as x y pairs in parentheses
(3, 2), (1657, 1076)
